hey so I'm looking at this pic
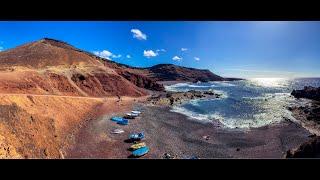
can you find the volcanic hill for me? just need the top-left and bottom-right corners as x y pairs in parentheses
(0, 38), (225, 97)
(0, 38), (226, 158)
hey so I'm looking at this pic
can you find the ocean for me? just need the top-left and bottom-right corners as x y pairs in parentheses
(165, 78), (320, 129)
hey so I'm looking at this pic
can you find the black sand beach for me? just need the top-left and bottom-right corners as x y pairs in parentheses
(66, 100), (312, 159)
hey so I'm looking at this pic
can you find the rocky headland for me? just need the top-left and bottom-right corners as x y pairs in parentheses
(286, 86), (320, 158)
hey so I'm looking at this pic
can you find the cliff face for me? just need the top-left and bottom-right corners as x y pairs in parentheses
(103, 61), (165, 91)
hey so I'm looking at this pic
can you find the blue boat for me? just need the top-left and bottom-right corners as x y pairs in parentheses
(129, 132), (144, 140)
(117, 119), (128, 125)
(132, 146), (149, 157)
(111, 116), (124, 122)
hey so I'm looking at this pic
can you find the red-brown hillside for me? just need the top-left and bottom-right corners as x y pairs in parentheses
(0, 38), (228, 97)
(0, 38), (151, 97)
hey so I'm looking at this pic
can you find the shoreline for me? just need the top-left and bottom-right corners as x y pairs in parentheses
(66, 91), (312, 158)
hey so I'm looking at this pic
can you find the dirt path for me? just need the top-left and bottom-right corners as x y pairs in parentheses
(0, 93), (105, 100)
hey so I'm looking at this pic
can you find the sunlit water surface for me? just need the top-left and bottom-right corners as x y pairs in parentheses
(165, 78), (320, 129)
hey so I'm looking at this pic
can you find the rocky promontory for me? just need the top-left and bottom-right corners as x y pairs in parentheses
(147, 90), (221, 106)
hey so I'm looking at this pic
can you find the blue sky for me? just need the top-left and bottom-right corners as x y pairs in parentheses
(0, 21), (320, 78)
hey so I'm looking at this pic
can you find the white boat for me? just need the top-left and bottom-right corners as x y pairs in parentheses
(111, 129), (124, 134)
(126, 113), (139, 117)
(131, 111), (141, 114)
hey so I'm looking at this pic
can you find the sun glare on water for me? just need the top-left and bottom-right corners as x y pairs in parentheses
(249, 78), (290, 88)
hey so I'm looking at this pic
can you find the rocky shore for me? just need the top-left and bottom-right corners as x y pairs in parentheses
(291, 86), (320, 101)
(147, 90), (221, 106)
(286, 86), (320, 158)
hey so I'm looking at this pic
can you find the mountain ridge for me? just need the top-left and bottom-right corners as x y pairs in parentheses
(0, 38), (230, 97)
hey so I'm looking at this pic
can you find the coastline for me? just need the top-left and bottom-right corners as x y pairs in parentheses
(66, 86), (313, 158)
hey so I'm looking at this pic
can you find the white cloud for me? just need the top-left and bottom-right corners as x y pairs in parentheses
(172, 56), (182, 61)
(126, 55), (131, 58)
(93, 50), (121, 59)
(93, 50), (112, 59)
(156, 49), (166, 52)
(112, 54), (121, 58)
(194, 57), (200, 61)
(0, 46), (3, 52)
(143, 50), (158, 58)
(131, 29), (147, 40)
(181, 48), (188, 51)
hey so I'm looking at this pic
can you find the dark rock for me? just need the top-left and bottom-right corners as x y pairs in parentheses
(308, 134), (317, 138)
(286, 136), (320, 158)
(291, 86), (320, 101)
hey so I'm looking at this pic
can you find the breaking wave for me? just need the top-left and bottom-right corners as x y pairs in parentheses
(166, 78), (320, 129)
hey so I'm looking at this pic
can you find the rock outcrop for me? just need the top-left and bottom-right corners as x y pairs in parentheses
(287, 86), (320, 158)
(148, 90), (221, 106)
(286, 136), (320, 158)
(291, 86), (320, 101)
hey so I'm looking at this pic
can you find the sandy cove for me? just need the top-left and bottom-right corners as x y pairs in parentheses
(65, 94), (312, 159)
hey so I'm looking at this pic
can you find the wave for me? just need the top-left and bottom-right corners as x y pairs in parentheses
(188, 84), (216, 88)
(170, 102), (295, 129)
(165, 81), (236, 92)
(170, 106), (224, 124)
(209, 81), (237, 87)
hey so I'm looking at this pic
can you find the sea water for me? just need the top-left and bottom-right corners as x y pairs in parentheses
(166, 78), (320, 129)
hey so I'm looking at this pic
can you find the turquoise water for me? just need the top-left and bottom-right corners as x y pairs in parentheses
(165, 78), (320, 129)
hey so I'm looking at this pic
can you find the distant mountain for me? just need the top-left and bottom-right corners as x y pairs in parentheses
(145, 64), (225, 82)
(0, 38), (231, 97)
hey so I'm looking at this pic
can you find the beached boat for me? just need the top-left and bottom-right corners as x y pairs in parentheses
(130, 142), (146, 150)
(129, 132), (144, 140)
(132, 146), (149, 157)
(111, 116), (124, 122)
(126, 113), (139, 117)
(117, 119), (128, 125)
(111, 129), (124, 134)
(131, 111), (141, 114)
